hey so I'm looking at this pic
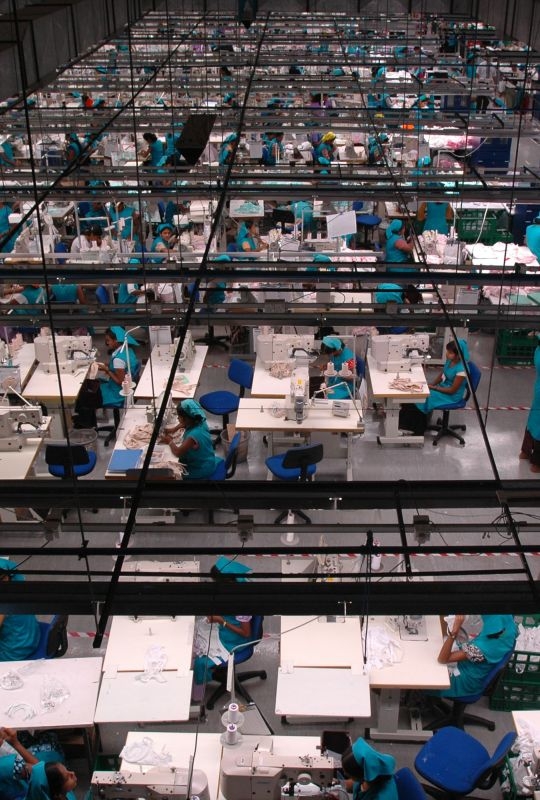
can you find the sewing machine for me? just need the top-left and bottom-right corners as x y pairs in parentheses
(171, 331), (196, 371)
(371, 334), (430, 372)
(284, 366), (310, 423)
(220, 739), (337, 800)
(0, 404), (46, 451)
(256, 334), (315, 367)
(33, 334), (95, 374)
(90, 768), (210, 800)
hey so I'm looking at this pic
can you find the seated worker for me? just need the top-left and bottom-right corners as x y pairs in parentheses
(367, 133), (389, 164)
(236, 219), (268, 252)
(399, 339), (469, 435)
(160, 399), (219, 480)
(319, 335), (356, 399)
(431, 614), (517, 698)
(191, 556), (252, 701)
(139, 131), (164, 167)
(26, 760), (77, 800)
(0, 728), (68, 800)
(313, 131), (337, 173)
(262, 132), (285, 166)
(417, 200), (453, 234)
(385, 220), (415, 271)
(374, 283), (422, 333)
(0, 559), (40, 661)
(218, 133), (238, 167)
(341, 738), (397, 800)
(151, 222), (177, 252)
(73, 326), (140, 429)
(203, 253), (232, 307)
(70, 229), (93, 254)
(525, 213), (540, 260)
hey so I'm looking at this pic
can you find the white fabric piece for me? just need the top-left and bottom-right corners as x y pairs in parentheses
(120, 736), (172, 766)
(193, 618), (230, 666)
(514, 717), (540, 761)
(364, 625), (403, 670)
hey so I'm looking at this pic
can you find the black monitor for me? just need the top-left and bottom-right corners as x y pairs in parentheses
(175, 114), (217, 165)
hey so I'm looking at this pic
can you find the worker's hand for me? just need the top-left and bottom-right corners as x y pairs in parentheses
(96, 362), (107, 371)
(159, 434), (171, 445)
(207, 615), (224, 625)
(0, 727), (18, 745)
(452, 614), (466, 634)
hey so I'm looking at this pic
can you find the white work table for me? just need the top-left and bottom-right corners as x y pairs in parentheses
(235, 398), (364, 480)
(0, 656), (102, 729)
(23, 363), (90, 437)
(102, 616), (195, 674)
(251, 356), (289, 398)
(367, 352), (429, 446)
(6, 342), (38, 389)
(511, 709), (540, 735)
(276, 616), (371, 720)
(0, 417), (51, 480)
(368, 615), (450, 742)
(104, 406), (180, 480)
(134, 344), (208, 401)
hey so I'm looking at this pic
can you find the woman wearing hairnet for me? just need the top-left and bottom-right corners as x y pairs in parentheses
(432, 614), (517, 697)
(319, 335), (356, 400)
(160, 399), (219, 480)
(341, 738), (397, 800)
(385, 219), (414, 269)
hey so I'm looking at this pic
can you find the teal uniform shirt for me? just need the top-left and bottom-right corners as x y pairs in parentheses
(416, 356), (467, 414)
(51, 285), (79, 302)
(526, 223), (540, 260)
(0, 204), (12, 235)
(180, 421), (219, 479)
(193, 615), (252, 684)
(146, 139), (164, 166)
(350, 739), (397, 800)
(423, 202), (450, 234)
(526, 345), (540, 439)
(0, 743), (65, 800)
(99, 344), (140, 406)
(327, 345), (355, 399)
(386, 233), (411, 264)
(0, 558), (40, 662)
(25, 761), (77, 800)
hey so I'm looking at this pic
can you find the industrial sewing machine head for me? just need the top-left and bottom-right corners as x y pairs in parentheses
(90, 767), (210, 800)
(0, 404), (45, 451)
(220, 738), (337, 800)
(256, 333), (315, 368)
(171, 331), (196, 371)
(33, 334), (95, 374)
(371, 333), (430, 372)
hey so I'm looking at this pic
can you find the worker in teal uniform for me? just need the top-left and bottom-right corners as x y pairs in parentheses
(417, 200), (453, 234)
(218, 133), (238, 166)
(525, 213), (540, 260)
(520, 333), (540, 472)
(151, 222), (177, 252)
(160, 399), (219, 480)
(313, 131), (337, 173)
(319, 335), (356, 399)
(385, 219), (415, 270)
(341, 738), (397, 800)
(0, 558), (40, 661)
(236, 219), (268, 252)
(140, 132), (164, 167)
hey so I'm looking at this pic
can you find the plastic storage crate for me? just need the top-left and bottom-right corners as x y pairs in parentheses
(496, 330), (538, 365)
(490, 650), (540, 711)
(455, 209), (511, 244)
(500, 755), (526, 800)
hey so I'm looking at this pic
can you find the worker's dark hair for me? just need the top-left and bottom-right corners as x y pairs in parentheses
(341, 746), (363, 780)
(143, 132), (158, 143)
(45, 763), (68, 799)
(89, 225), (103, 237)
(403, 285), (423, 305)
(209, 565), (237, 583)
(446, 341), (458, 356)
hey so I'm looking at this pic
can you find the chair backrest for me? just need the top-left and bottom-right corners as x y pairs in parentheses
(235, 615), (264, 666)
(95, 285), (110, 304)
(355, 356), (366, 379)
(395, 768), (427, 800)
(282, 443), (324, 480)
(466, 361), (482, 398)
(31, 614), (69, 659)
(45, 444), (91, 470)
(228, 359), (254, 395)
(224, 432), (241, 478)
(475, 732), (517, 790)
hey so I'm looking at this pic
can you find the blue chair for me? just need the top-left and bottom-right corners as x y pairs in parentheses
(209, 432), (241, 480)
(199, 359), (254, 441)
(29, 615), (69, 659)
(45, 443), (97, 479)
(95, 285), (110, 304)
(414, 727), (516, 800)
(204, 616), (267, 710)
(353, 201), (382, 246)
(395, 768), (427, 800)
(424, 648), (515, 731)
(265, 442), (323, 524)
(427, 361), (481, 446)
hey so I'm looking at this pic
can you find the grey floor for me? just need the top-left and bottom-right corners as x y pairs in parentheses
(1, 329), (537, 796)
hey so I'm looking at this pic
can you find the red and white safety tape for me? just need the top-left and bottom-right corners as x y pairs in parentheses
(464, 405), (531, 411)
(245, 551), (540, 559)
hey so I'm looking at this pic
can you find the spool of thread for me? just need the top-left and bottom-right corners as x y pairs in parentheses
(228, 703), (239, 723)
(224, 724), (238, 744)
(122, 376), (132, 395)
(371, 539), (382, 571)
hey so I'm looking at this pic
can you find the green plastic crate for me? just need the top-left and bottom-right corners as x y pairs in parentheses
(490, 650), (540, 711)
(514, 614), (540, 628)
(496, 329), (537, 365)
(500, 756), (526, 800)
(456, 209), (502, 243)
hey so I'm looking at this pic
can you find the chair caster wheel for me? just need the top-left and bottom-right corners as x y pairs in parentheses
(261, 670), (267, 679)
(433, 441), (438, 446)
(488, 721), (496, 731)
(376, 436), (381, 446)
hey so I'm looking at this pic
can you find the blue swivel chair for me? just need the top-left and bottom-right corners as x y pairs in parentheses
(353, 200), (382, 246)
(395, 768), (428, 800)
(265, 442), (324, 524)
(95, 285), (110, 305)
(424, 648), (515, 731)
(204, 616), (267, 710)
(414, 727), (516, 800)
(45, 443), (97, 479)
(199, 359), (254, 442)
(427, 361), (481, 446)
(29, 615), (69, 660)
(209, 432), (241, 481)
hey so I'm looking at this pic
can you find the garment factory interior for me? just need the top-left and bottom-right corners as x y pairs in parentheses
(0, 0), (540, 798)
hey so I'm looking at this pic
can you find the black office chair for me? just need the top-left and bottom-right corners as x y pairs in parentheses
(424, 648), (515, 731)
(265, 443), (324, 524)
(426, 361), (481, 446)
(29, 615), (69, 659)
(204, 615), (267, 710)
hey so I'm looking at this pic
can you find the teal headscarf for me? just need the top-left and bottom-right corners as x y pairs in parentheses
(351, 738), (395, 781)
(177, 398), (207, 421)
(0, 557), (23, 581)
(481, 615), (515, 636)
(214, 555), (252, 581)
(109, 326), (139, 346)
(386, 219), (404, 240)
(322, 336), (342, 351)
(26, 762), (77, 800)
(156, 223), (175, 235)
(455, 338), (470, 362)
(313, 253), (332, 263)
